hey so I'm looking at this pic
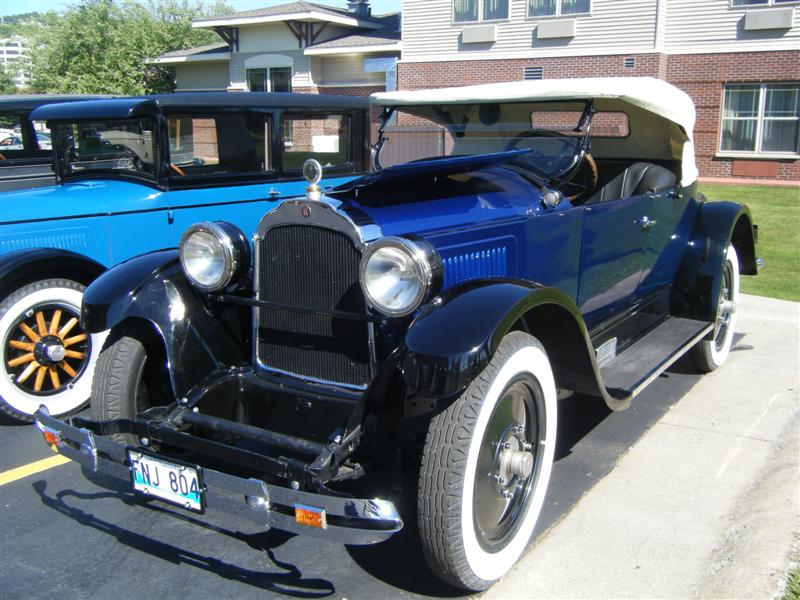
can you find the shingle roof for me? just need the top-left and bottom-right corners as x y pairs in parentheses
(156, 42), (229, 60)
(306, 13), (400, 50)
(199, 1), (383, 25)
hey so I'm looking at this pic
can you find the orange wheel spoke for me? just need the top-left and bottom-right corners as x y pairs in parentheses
(48, 366), (60, 389)
(63, 333), (87, 348)
(59, 361), (77, 378)
(58, 318), (78, 339)
(65, 350), (86, 360)
(50, 309), (63, 335)
(33, 366), (47, 392)
(16, 361), (39, 384)
(19, 322), (40, 342)
(36, 311), (47, 337)
(7, 352), (35, 368)
(8, 340), (34, 352)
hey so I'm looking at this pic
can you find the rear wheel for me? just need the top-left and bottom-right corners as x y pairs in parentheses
(417, 331), (557, 590)
(691, 245), (740, 373)
(0, 279), (105, 422)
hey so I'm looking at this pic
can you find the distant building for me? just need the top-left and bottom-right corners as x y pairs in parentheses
(150, 0), (400, 105)
(0, 37), (29, 88)
(400, 0), (800, 183)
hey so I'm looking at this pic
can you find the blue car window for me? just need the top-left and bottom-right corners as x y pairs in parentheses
(56, 119), (156, 177)
(166, 113), (271, 177)
(281, 114), (352, 172)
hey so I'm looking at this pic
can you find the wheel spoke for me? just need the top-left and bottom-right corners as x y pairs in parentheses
(65, 350), (86, 360)
(33, 366), (47, 392)
(63, 333), (87, 348)
(7, 352), (35, 368)
(16, 361), (39, 384)
(19, 322), (40, 342)
(48, 366), (60, 389)
(35, 311), (47, 337)
(58, 317), (78, 339)
(58, 361), (77, 378)
(8, 340), (34, 352)
(49, 309), (62, 335)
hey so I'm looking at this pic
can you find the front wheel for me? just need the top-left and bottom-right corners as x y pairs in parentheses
(0, 278), (106, 422)
(690, 245), (740, 373)
(417, 331), (557, 590)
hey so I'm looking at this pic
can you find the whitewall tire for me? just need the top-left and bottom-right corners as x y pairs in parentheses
(0, 279), (106, 421)
(418, 331), (557, 590)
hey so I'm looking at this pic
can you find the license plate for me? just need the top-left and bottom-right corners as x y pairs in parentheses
(128, 451), (203, 512)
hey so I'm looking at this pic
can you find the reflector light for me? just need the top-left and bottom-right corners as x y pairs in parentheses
(42, 428), (60, 449)
(294, 504), (327, 529)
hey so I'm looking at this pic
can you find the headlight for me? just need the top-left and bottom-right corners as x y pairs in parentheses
(179, 221), (249, 292)
(360, 237), (441, 317)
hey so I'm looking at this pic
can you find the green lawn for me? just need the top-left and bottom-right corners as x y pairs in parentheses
(783, 567), (800, 600)
(699, 183), (800, 302)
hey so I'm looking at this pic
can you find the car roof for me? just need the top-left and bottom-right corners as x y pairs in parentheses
(0, 95), (109, 113)
(30, 92), (369, 121)
(372, 77), (696, 138)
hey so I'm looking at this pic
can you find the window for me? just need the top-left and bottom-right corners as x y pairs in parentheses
(166, 113), (271, 177)
(529, 0), (590, 17)
(56, 119), (156, 176)
(730, 0), (798, 7)
(720, 83), (799, 155)
(246, 66), (292, 93)
(454, 0), (509, 23)
(531, 110), (630, 137)
(281, 114), (352, 172)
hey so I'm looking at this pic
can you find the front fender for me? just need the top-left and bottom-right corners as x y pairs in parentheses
(674, 200), (757, 321)
(400, 279), (605, 402)
(82, 250), (248, 400)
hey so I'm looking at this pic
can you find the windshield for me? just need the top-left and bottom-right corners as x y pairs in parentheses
(55, 119), (156, 178)
(375, 102), (603, 180)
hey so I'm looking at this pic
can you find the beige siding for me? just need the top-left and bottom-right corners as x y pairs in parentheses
(665, 0), (800, 54)
(401, 0), (659, 62)
(319, 55), (386, 86)
(175, 62), (229, 91)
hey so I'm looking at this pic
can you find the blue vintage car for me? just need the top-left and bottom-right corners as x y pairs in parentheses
(35, 78), (757, 590)
(1, 92), (370, 421)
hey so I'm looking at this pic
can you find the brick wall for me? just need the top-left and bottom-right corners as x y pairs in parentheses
(398, 51), (800, 182)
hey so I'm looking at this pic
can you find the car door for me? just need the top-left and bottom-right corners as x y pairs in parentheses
(577, 193), (653, 324)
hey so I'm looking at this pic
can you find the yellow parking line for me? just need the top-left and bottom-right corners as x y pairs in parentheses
(0, 454), (71, 486)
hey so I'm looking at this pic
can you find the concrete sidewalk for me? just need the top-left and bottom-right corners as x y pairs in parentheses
(488, 294), (800, 600)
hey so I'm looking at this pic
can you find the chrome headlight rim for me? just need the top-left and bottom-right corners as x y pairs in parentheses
(359, 236), (442, 318)
(179, 221), (248, 292)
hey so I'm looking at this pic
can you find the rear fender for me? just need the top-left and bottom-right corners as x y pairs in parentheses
(0, 248), (106, 296)
(398, 279), (627, 414)
(673, 201), (757, 321)
(82, 250), (248, 400)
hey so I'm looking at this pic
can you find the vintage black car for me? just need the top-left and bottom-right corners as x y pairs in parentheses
(35, 78), (758, 591)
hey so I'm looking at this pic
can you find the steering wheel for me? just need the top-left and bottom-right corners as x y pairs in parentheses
(506, 130), (598, 203)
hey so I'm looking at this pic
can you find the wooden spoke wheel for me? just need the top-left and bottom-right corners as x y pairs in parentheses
(0, 279), (105, 422)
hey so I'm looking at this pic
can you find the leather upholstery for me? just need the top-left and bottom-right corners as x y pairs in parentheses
(586, 162), (676, 204)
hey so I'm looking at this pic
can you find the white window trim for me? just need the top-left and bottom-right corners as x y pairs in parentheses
(452, 0), (511, 25)
(527, 0), (592, 20)
(728, 0), (800, 8)
(246, 66), (294, 93)
(718, 82), (800, 158)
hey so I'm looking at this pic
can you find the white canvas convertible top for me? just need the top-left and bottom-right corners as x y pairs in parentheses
(373, 77), (699, 185)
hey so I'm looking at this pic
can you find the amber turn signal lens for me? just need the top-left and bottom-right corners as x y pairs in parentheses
(294, 504), (327, 530)
(42, 429), (60, 447)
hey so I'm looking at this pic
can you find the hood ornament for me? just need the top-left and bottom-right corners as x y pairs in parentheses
(303, 159), (323, 202)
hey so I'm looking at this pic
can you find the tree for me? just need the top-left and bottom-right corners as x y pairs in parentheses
(0, 68), (15, 95)
(24, 0), (232, 95)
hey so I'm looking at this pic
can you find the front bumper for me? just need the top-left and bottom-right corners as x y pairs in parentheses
(33, 407), (402, 545)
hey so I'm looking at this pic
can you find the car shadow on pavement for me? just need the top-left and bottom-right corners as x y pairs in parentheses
(31, 480), (336, 598)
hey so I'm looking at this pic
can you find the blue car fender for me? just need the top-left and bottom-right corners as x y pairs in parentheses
(0, 248), (106, 296)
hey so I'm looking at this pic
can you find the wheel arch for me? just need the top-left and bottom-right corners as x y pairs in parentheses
(0, 248), (106, 298)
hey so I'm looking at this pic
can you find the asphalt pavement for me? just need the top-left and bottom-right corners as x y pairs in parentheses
(0, 294), (796, 599)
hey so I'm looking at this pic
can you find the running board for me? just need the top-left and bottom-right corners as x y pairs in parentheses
(600, 317), (713, 399)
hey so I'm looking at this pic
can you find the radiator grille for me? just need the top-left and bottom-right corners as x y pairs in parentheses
(257, 224), (370, 386)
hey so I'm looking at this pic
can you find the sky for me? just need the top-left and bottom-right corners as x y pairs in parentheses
(0, 0), (402, 19)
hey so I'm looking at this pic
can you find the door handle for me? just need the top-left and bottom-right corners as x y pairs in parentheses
(638, 216), (657, 231)
(268, 188), (281, 200)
